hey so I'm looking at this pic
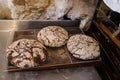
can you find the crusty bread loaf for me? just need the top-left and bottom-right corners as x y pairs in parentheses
(67, 34), (100, 60)
(7, 0), (51, 20)
(37, 26), (68, 47)
(7, 0), (72, 20)
(6, 39), (47, 68)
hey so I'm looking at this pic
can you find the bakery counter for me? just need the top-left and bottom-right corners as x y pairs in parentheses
(0, 20), (102, 80)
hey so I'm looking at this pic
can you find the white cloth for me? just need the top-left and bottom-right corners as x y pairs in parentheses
(103, 0), (120, 13)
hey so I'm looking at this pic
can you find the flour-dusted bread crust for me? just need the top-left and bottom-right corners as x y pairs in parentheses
(67, 34), (100, 60)
(7, 0), (50, 20)
(7, 0), (72, 20)
(37, 26), (68, 47)
(6, 39), (47, 68)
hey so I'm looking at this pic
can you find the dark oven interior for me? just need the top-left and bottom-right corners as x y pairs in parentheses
(86, 0), (120, 79)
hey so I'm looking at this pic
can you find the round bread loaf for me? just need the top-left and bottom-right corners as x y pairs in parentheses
(6, 39), (47, 68)
(37, 26), (68, 47)
(67, 34), (100, 60)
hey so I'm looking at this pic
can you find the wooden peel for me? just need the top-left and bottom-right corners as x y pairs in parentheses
(99, 23), (120, 49)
